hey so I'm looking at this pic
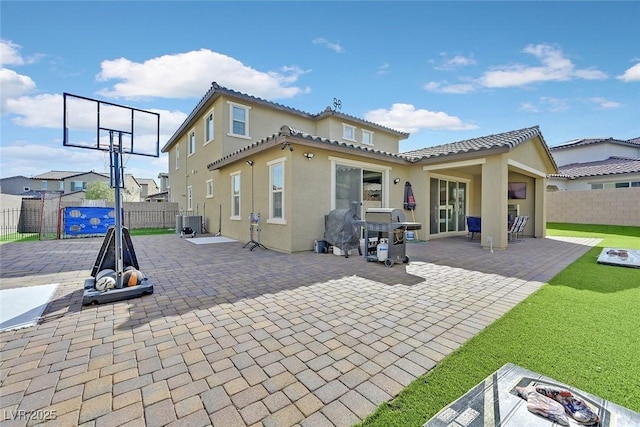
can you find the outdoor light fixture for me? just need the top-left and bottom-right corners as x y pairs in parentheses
(303, 152), (315, 160)
(281, 142), (294, 151)
(246, 160), (254, 166)
(394, 178), (401, 184)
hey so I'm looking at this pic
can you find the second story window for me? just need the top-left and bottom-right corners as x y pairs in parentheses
(204, 111), (214, 144)
(188, 130), (196, 156)
(71, 181), (85, 192)
(228, 102), (250, 138)
(41, 181), (48, 190)
(175, 146), (180, 170)
(362, 130), (374, 145)
(342, 124), (356, 142)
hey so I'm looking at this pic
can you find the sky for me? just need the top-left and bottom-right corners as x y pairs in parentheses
(1, 1), (639, 182)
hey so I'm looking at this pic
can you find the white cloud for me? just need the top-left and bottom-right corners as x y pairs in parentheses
(0, 40), (25, 66)
(433, 53), (476, 70)
(617, 63), (640, 82)
(589, 97), (622, 109)
(518, 97), (569, 113)
(376, 62), (390, 76)
(519, 103), (539, 113)
(364, 103), (477, 133)
(423, 81), (476, 94)
(0, 68), (36, 111)
(312, 38), (344, 54)
(96, 49), (310, 100)
(480, 43), (607, 88)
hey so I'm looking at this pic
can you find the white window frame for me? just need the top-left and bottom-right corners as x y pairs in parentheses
(267, 157), (287, 225)
(204, 110), (214, 145)
(175, 146), (180, 170)
(187, 185), (193, 211)
(342, 123), (356, 142)
(328, 156), (391, 211)
(206, 179), (214, 198)
(230, 171), (241, 220)
(187, 129), (196, 156)
(59, 181), (64, 191)
(41, 181), (48, 190)
(361, 129), (374, 145)
(227, 102), (251, 139)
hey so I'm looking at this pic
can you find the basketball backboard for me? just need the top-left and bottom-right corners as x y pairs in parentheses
(63, 93), (160, 157)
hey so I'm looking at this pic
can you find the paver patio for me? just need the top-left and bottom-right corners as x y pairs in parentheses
(0, 233), (599, 426)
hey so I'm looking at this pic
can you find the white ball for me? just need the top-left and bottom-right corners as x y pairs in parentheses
(95, 276), (116, 292)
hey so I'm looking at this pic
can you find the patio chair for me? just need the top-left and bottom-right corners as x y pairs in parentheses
(466, 216), (481, 240)
(508, 215), (528, 242)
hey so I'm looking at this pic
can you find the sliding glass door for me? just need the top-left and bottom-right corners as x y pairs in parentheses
(429, 177), (467, 235)
(335, 165), (383, 218)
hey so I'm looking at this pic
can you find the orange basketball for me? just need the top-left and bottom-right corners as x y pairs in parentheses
(122, 269), (143, 287)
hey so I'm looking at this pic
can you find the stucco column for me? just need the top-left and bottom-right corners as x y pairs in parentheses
(535, 176), (547, 238)
(481, 155), (508, 249)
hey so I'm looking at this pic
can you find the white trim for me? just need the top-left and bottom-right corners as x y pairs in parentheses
(507, 159), (547, 178)
(342, 123), (356, 142)
(230, 170), (241, 220)
(175, 146), (180, 170)
(206, 179), (214, 198)
(227, 101), (251, 139)
(361, 129), (374, 145)
(422, 158), (486, 171)
(203, 109), (214, 145)
(427, 171), (471, 184)
(267, 156), (288, 166)
(268, 160), (286, 224)
(187, 128), (196, 157)
(187, 185), (193, 211)
(329, 156), (391, 210)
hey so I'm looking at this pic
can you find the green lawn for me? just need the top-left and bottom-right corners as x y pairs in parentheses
(0, 228), (174, 245)
(358, 223), (640, 427)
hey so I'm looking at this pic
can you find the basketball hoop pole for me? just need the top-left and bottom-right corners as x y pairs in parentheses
(110, 131), (125, 289)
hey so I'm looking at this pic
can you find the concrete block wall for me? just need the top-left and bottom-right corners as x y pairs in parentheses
(547, 188), (640, 226)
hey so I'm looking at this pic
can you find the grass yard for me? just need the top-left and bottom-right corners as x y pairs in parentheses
(358, 223), (640, 427)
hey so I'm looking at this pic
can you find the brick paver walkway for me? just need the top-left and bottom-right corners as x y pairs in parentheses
(0, 234), (599, 426)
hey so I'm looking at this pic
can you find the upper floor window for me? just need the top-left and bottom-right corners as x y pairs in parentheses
(206, 179), (214, 198)
(204, 111), (214, 144)
(41, 181), (48, 190)
(342, 124), (356, 142)
(362, 130), (374, 145)
(188, 129), (196, 156)
(59, 181), (64, 191)
(175, 146), (180, 170)
(71, 181), (85, 192)
(228, 102), (250, 138)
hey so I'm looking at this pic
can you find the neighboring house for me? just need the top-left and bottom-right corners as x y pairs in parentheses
(137, 178), (159, 200)
(0, 175), (34, 195)
(547, 137), (640, 191)
(31, 170), (108, 194)
(123, 174), (141, 202)
(162, 82), (557, 252)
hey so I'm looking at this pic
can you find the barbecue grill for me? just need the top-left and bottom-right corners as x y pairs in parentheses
(364, 208), (422, 267)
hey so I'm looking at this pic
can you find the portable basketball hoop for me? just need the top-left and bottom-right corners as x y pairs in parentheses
(63, 93), (160, 304)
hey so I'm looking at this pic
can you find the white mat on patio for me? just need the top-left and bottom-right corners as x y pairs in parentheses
(0, 283), (58, 332)
(187, 236), (237, 245)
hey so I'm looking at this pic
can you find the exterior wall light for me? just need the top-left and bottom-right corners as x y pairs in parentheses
(303, 152), (315, 160)
(394, 178), (401, 184)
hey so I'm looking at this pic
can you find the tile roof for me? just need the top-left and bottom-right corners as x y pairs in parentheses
(550, 156), (640, 179)
(162, 82), (408, 152)
(549, 137), (639, 151)
(31, 170), (86, 180)
(207, 125), (409, 170)
(400, 126), (543, 160)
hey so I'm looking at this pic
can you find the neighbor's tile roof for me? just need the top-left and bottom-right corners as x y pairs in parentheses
(32, 171), (85, 180)
(401, 126), (543, 160)
(549, 137), (640, 151)
(550, 156), (640, 179)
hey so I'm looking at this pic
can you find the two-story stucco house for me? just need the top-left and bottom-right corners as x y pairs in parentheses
(162, 82), (557, 253)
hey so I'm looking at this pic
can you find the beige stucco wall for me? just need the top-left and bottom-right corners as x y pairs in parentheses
(547, 188), (640, 226)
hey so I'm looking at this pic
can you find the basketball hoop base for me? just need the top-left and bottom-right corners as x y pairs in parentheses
(82, 277), (154, 305)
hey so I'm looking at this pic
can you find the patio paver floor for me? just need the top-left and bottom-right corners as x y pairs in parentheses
(0, 234), (599, 426)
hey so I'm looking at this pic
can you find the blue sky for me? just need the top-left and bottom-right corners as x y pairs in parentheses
(1, 1), (639, 181)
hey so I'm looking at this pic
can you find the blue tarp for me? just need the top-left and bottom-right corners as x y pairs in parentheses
(63, 207), (115, 237)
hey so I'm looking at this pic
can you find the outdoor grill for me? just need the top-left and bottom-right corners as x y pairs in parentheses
(364, 208), (421, 267)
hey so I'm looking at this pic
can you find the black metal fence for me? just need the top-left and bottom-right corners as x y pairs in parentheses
(0, 205), (180, 241)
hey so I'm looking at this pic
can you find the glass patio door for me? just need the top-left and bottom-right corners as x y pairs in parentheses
(335, 165), (383, 219)
(429, 178), (467, 235)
